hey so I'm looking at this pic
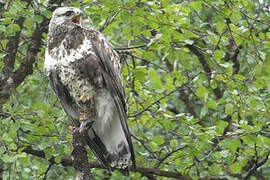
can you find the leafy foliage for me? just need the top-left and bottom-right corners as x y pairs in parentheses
(0, 0), (269, 179)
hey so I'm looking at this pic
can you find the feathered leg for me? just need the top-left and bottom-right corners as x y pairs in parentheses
(79, 95), (95, 134)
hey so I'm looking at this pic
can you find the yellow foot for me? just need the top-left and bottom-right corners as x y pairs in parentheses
(79, 95), (85, 102)
(86, 95), (92, 101)
(80, 113), (86, 121)
(79, 95), (92, 102)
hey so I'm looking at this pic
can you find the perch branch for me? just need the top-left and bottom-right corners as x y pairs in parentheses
(21, 145), (191, 179)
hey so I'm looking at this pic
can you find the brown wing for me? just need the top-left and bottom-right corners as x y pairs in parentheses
(48, 69), (112, 169)
(84, 29), (136, 166)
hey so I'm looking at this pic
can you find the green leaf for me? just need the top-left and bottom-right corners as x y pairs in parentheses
(153, 136), (165, 145)
(6, 24), (20, 36)
(44, 149), (54, 160)
(189, 1), (202, 11)
(70, 2), (81, 7)
(34, 15), (43, 24)
(216, 120), (228, 135)
(54, 156), (62, 163)
(8, 123), (20, 139)
(225, 103), (234, 114)
(230, 162), (242, 174)
(161, 0), (169, 8)
(196, 86), (209, 102)
(0, 53), (6, 58)
(200, 106), (208, 118)
(41, 10), (52, 19)
(0, 25), (6, 32)
(214, 50), (225, 61)
(165, 75), (174, 91)
(64, 146), (71, 154)
(258, 32), (265, 40)
(148, 69), (163, 91)
(206, 100), (217, 109)
(256, 135), (270, 148)
(230, 8), (241, 24)
(229, 139), (241, 152)
(210, 79), (217, 89)
(12, 24), (20, 31)
(2, 154), (17, 163)
(144, 51), (154, 59)
(24, 18), (34, 30)
(241, 135), (256, 146)
(220, 138), (241, 153)
(149, 141), (158, 151)
(216, 19), (225, 34)
(135, 66), (147, 81)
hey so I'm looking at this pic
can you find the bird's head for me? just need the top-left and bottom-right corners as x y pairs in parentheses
(48, 7), (84, 34)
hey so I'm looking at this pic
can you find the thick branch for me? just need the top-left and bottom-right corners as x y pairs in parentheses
(224, 20), (242, 74)
(185, 44), (223, 99)
(0, 0), (63, 105)
(21, 146), (190, 179)
(2, 17), (25, 78)
(0, 20), (47, 104)
(185, 44), (211, 80)
(72, 128), (92, 180)
(179, 88), (198, 117)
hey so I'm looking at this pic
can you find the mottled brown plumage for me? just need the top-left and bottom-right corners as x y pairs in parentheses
(44, 7), (135, 175)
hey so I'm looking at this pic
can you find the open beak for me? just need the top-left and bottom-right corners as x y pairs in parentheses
(71, 12), (83, 25)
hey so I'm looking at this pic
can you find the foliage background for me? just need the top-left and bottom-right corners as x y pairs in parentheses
(0, 0), (269, 179)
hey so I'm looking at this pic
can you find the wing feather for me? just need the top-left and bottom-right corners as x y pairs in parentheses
(48, 69), (111, 169)
(88, 30), (136, 166)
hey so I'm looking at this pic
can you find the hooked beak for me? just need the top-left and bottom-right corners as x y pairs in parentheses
(71, 12), (83, 25)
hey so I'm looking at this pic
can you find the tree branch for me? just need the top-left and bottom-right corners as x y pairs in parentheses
(129, 72), (201, 117)
(0, 0), (63, 106)
(99, 11), (120, 32)
(72, 128), (92, 180)
(185, 44), (223, 99)
(115, 44), (148, 50)
(42, 163), (54, 180)
(128, 86), (184, 117)
(21, 145), (191, 179)
(244, 152), (270, 180)
(2, 17), (25, 78)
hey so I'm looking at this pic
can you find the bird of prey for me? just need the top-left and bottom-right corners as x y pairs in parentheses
(44, 7), (135, 174)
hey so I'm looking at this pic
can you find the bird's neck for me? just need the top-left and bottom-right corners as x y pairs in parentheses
(47, 23), (83, 52)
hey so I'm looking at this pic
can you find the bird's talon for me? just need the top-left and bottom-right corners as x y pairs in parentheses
(79, 95), (85, 102)
(86, 95), (92, 101)
(80, 113), (86, 121)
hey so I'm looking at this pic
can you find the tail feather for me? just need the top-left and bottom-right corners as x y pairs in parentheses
(84, 129), (111, 170)
(82, 90), (135, 175)
(85, 129), (132, 175)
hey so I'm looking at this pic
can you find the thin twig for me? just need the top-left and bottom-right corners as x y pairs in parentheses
(42, 163), (54, 180)
(127, 53), (169, 72)
(131, 134), (160, 160)
(128, 87), (183, 117)
(155, 146), (186, 168)
(115, 44), (148, 50)
(244, 152), (270, 180)
(129, 72), (201, 117)
(99, 11), (120, 32)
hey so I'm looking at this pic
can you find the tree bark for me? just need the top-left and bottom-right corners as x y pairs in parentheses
(72, 128), (92, 180)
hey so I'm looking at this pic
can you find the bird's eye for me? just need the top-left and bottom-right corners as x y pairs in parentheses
(64, 11), (73, 16)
